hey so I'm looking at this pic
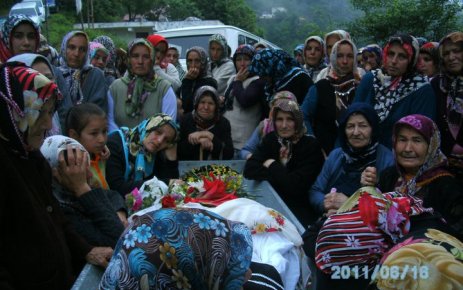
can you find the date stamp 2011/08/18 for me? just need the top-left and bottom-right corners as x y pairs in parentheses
(331, 265), (429, 280)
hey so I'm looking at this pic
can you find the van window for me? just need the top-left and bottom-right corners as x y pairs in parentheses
(135, 32), (148, 39)
(164, 35), (212, 58)
(245, 36), (258, 47)
(10, 8), (37, 17)
(238, 34), (246, 46)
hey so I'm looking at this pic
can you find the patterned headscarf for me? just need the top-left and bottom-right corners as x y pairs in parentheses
(121, 114), (179, 182)
(100, 208), (253, 290)
(232, 44), (255, 67)
(439, 32), (463, 76)
(58, 31), (91, 105)
(88, 41), (109, 65)
(338, 103), (380, 171)
(293, 44), (304, 57)
(272, 98), (305, 142)
(303, 36), (327, 77)
(185, 46), (210, 78)
(362, 44), (383, 68)
(121, 38), (161, 118)
(208, 33), (229, 67)
(93, 35), (117, 72)
(383, 34), (420, 74)
(193, 85), (221, 130)
(0, 15), (40, 63)
(329, 39), (359, 78)
(393, 114), (451, 195)
(262, 91), (298, 136)
(0, 62), (62, 157)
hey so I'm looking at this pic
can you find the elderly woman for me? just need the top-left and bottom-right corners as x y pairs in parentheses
(56, 31), (108, 126)
(244, 98), (324, 225)
(180, 46), (218, 113)
(0, 15), (40, 64)
(109, 38), (177, 129)
(309, 103), (394, 216)
(223, 44), (266, 158)
(178, 85), (233, 160)
(106, 114), (179, 197)
(248, 48), (313, 105)
(40, 135), (126, 247)
(0, 62), (112, 289)
(100, 207), (253, 290)
(302, 38), (362, 155)
(303, 36), (327, 81)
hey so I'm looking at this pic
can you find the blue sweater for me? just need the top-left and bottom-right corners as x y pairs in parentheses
(353, 72), (436, 148)
(309, 144), (394, 214)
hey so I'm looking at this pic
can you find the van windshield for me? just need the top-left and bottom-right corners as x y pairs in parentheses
(11, 8), (37, 17)
(163, 35), (212, 58)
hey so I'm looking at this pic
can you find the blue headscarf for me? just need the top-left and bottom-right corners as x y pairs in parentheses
(100, 208), (253, 290)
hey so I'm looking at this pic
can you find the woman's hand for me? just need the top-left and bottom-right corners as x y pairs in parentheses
(85, 247), (113, 268)
(199, 138), (213, 151)
(53, 146), (91, 197)
(323, 191), (348, 211)
(185, 67), (199, 79)
(361, 166), (377, 186)
(235, 67), (249, 82)
(263, 159), (275, 168)
(100, 145), (111, 160)
(116, 211), (129, 228)
(188, 131), (213, 144)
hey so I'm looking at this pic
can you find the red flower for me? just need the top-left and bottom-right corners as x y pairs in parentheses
(201, 176), (227, 200)
(358, 192), (380, 230)
(161, 195), (177, 208)
(275, 216), (285, 226)
(187, 186), (195, 194)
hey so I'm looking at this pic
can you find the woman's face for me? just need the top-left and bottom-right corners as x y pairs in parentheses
(235, 54), (251, 71)
(336, 43), (354, 76)
(66, 35), (88, 69)
(72, 116), (108, 155)
(362, 51), (379, 70)
(209, 41), (223, 62)
(11, 23), (37, 56)
(326, 35), (341, 58)
(275, 111), (296, 139)
(417, 52), (437, 77)
(197, 95), (216, 120)
(304, 40), (323, 67)
(155, 42), (168, 65)
(386, 43), (410, 77)
(91, 50), (109, 70)
(32, 60), (54, 81)
(442, 42), (463, 75)
(186, 51), (202, 72)
(26, 96), (56, 151)
(394, 126), (429, 174)
(166, 48), (179, 64)
(345, 113), (372, 149)
(129, 44), (152, 76)
(142, 123), (176, 153)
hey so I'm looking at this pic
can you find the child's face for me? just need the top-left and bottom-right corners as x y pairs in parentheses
(77, 116), (108, 155)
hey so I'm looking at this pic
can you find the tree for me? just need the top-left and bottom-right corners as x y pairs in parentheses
(348, 0), (461, 45)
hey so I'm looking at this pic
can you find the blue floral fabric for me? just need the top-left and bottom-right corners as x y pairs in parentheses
(100, 208), (252, 290)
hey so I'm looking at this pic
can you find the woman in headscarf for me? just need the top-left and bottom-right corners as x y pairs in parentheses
(40, 135), (126, 247)
(109, 38), (177, 129)
(180, 46), (217, 113)
(0, 14), (40, 64)
(93, 35), (119, 83)
(223, 44), (266, 158)
(0, 62), (112, 289)
(248, 48), (313, 105)
(99, 207), (253, 290)
(417, 41), (439, 79)
(7, 53), (62, 135)
(309, 103), (393, 216)
(302, 38), (362, 155)
(178, 85), (233, 160)
(240, 91), (297, 160)
(431, 32), (463, 179)
(244, 98), (324, 225)
(208, 33), (236, 96)
(302, 36), (327, 81)
(88, 41), (111, 83)
(106, 113), (180, 197)
(147, 34), (182, 93)
(56, 31), (108, 127)
(354, 34), (437, 149)
(361, 43), (382, 71)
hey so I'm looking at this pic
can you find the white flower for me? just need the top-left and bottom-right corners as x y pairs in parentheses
(345, 236), (360, 248)
(187, 180), (205, 193)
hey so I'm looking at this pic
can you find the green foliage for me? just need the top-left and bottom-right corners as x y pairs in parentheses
(348, 0), (462, 45)
(43, 12), (76, 48)
(164, 0), (203, 20)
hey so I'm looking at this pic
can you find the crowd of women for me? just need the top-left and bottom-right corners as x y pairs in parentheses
(1, 12), (463, 290)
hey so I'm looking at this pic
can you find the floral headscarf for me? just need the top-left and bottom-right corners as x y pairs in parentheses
(185, 46), (210, 78)
(362, 44), (383, 68)
(121, 38), (162, 118)
(122, 114), (179, 182)
(393, 114), (451, 195)
(58, 31), (91, 105)
(88, 41), (109, 65)
(338, 103), (380, 171)
(303, 36), (327, 78)
(93, 35), (118, 76)
(0, 15), (40, 63)
(382, 34), (420, 74)
(262, 90), (297, 136)
(0, 62), (62, 157)
(100, 207), (253, 290)
(209, 33), (229, 67)
(232, 44), (255, 68)
(193, 85), (221, 130)
(293, 44), (304, 57)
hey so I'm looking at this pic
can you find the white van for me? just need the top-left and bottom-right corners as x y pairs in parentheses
(22, 0), (46, 22)
(157, 25), (280, 68)
(9, 2), (41, 26)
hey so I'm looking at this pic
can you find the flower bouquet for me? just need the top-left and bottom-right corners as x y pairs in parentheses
(162, 164), (250, 208)
(125, 176), (168, 216)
